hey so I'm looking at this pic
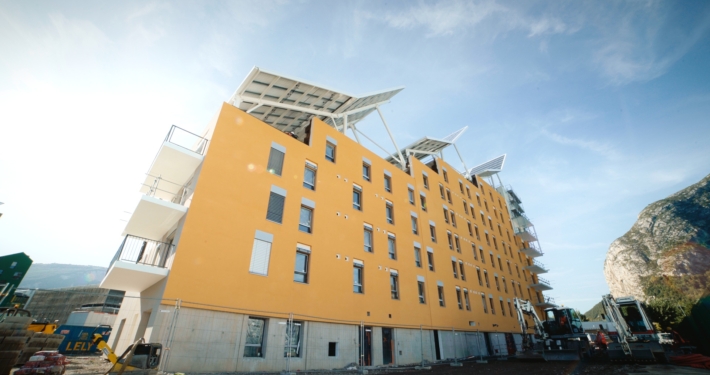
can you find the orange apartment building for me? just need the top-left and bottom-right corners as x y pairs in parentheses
(100, 67), (553, 373)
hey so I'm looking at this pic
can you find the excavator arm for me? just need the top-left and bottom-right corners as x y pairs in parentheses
(514, 297), (547, 349)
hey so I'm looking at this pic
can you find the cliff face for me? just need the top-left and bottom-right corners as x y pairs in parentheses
(604, 174), (710, 302)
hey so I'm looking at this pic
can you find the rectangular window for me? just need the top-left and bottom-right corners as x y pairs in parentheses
(443, 170), (449, 182)
(474, 226), (480, 240)
(443, 208), (450, 223)
(249, 234), (272, 276)
(303, 162), (316, 190)
(500, 300), (506, 316)
(498, 257), (503, 271)
(507, 261), (512, 275)
(325, 142), (336, 162)
(427, 251), (435, 271)
(459, 181), (464, 193)
(476, 195), (481, 205)
(364, 226), (373, 252)
(294, 248), (309, 283)
(481, 295), (488, 313)
(244, 317), (266, 357)
(363, 163), (371, 181)
(490, 253), (495, 265)
(266, 191), (286, 224)
(353, 263), (364, 293)
(390, 273), (399, 299)
(423, 174), (429, 189)
(430, 225), (437, 242)
(464, 290), (471, 310)
(485, 233), (490, 245)
(387, 235), (397, 260)
(484, 270), (490, 288)
(508, 301), (513, 317)
(503, 277), (508, 293)
(466, 186), (471, 199)
(472, 244), (478, 260)
(438, 286), (445, 307)
(450, 211), (457, 227)
(485, 201), (489, 211)
(384, 175), (392, 192)
(284, 321), (302, 357)
(463, 201), (469, 214)
(480, 248), (485, 263)
(477, 268), (483, 286)
(267, 146), (285, 176)
(467, 222), (473, 236)
(411, 216), (419, 235)
(446, 189), (452, 203)
(414, 247), (422, 267)
(452, 260), (458, 278)
(420, 194), (427, 211)
(353, 186), (362, 210)
(418, 281), (426, 303)
(513, 281), (518, 296)
(439, 184), (445, 199)
(459, 261), (465, 281)
(495, 276), (500, 291)
(299, 206), (313, 233)
(456, 288), (463, 309)
(386, 202), (394, 224)
(481, 213), (485, 224)
(447, 232), (453, 250)
(328, 342), (338, 357)
(455, 235), (461, 253)
(408, 188), (415, 204)
(490, 297), (496, 314)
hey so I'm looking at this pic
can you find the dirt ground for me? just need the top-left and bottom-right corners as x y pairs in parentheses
(20, 356), (708, 375)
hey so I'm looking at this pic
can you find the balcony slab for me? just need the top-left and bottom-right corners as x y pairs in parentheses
(123, 195), (187, 241)
(100, 260), (168, 293)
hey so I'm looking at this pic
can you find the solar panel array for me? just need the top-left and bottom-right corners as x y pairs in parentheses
(468, 154), (507, 177)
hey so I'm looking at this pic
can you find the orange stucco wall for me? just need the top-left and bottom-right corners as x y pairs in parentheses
(162, 103), (543, 333)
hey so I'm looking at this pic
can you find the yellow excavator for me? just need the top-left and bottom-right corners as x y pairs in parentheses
(90, 333), (162, 375)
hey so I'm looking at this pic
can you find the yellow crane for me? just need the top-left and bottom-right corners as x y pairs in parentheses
(90, 333), (162, 375)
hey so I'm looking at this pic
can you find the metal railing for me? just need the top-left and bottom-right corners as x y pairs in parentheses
(108, 235), (175, 271)
(531, 259), (547, 269)
(142, 175), (193, 206)
(165, 125), (208, 155)
(535, 277), (552, 287)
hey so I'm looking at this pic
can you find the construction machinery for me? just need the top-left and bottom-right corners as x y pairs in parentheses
(91, 333), (162, 374)
(0, 308), (57, 334)
(514, 297), (592, 361)
(600, 294), (667, 362)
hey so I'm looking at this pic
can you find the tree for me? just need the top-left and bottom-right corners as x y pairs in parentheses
(645, 298), (685, 330)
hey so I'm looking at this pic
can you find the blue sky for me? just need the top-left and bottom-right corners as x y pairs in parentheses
(1, 0), (709, 312)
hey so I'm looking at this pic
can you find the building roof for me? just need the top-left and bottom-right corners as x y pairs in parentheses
(228, 66), (403, 134)
(468, 154), (506, 177)
(384, 127), (468, 165)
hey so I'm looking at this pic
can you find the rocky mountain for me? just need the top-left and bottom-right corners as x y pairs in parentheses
(604, 174), (710, 302)
(18, 263), (107, 290)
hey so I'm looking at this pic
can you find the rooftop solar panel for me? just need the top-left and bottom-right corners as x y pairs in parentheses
(468, 154), (506, 177)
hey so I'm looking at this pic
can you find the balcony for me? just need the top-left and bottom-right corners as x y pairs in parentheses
(101, 235), (173, 292)
(531, 277), (553, 291)
(139, 125), (207, 200)
(123, 177), (189, 241)
(521, 242), (543, 258)
(511, 214), (533, 230)
(535, 296), (557, 309)
(525, 259), (548, 274)
(515, 227), (538, 243)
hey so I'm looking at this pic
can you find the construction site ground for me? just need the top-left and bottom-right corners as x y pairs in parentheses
(34, 355), (709, 375)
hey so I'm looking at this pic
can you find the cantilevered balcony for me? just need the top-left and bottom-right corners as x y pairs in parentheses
(531, 277), (553, 291)
(521, 242), (543, 258)
(101, 235), (173, 292)
(525, 259), (548, 274)
(535, 296), (557, 309)
(511, 214), (533, 230)
(515, 227), (538, 243)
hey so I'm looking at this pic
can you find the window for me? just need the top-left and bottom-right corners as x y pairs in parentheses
(446, 189), (452, 203)
(384, 174), (392, 192)
(439, 184), (445, 199)
(513, 281), (518, 296)
(266, 190), (286, 223)
(516, 265), (520, 277)
(482, 295), (488, 313)
(450, 211), (457, 227)
(328, 342), (338, 357)
(456, 288), (463, 309)
(387, 235), (397, 260)
(267, 146), (285, 176)
(493, 237), (498, 250)
(466, 186), (471, 199)
(427, 250), (435, 271)
(459, 261), (466, 281)
(386, 202), (394, 224)
(476, 195), (481, 205)
(411, 216), (419, 235)
(408, 188), (415, 204)
(480, 213), (486, 225)
(476, 270), (482, 288)
(244, 318), (266, 357)
(495, 276), (500, 291)
(519, 283), (523, 296)
(464, 290), (471, 310)
(463, 201), (469, 214)
(490, 297), (496, 314)
(485, 233), (490, 246)
(490, 253), (495, 265)
(443, 208), (450, 223)
(500, 300), (506, 316)
(430, 224), (437, 242)
(503, 277), (508, 293)
(364, 226), (373, 252)
(484, 201), (489, 211)
(452, 260), (458, 278)
(284, 321), (302, 357)
(454, 235), (461, 253)
(467, 222), (473, 236)
(353, 186), (362, 210)
(423, 174), (429, 189)
(484, 270), (490, 288)
(447, 232), (453, 250)
(443, 170), (449, 182)
(303, 162), (316, 190)
(390, 273), (399, 299)
(489, 218), (493, 229)
(474, 226), (480, 240)
(10, 262), (17, 269)
(508, 301), (513, 317)
(294, 247), (309, 283)
(472, 244), (478, 260)
(459, 181), (464, 193)
(507, 261), (512, 275)
(438, 286), (445, 307)
(498, 257), (503, 271)
(353, 263), (364, 293)
(414, 247), (422, 267)
(249, 233), (272, 276)
(420, 194), (427, 211)
(325, 142), (336, 162)
(507, 230), (511, 241)
(299, 206), (313, 233)
(363, 163), (371, 181)
(418, 281), (426, 303)
(498, 224), (502, 236)
(480, 248), (485, 263)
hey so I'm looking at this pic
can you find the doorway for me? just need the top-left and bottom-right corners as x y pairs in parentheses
(358, 326), (372, 366)
(382, 328), (394, 365)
